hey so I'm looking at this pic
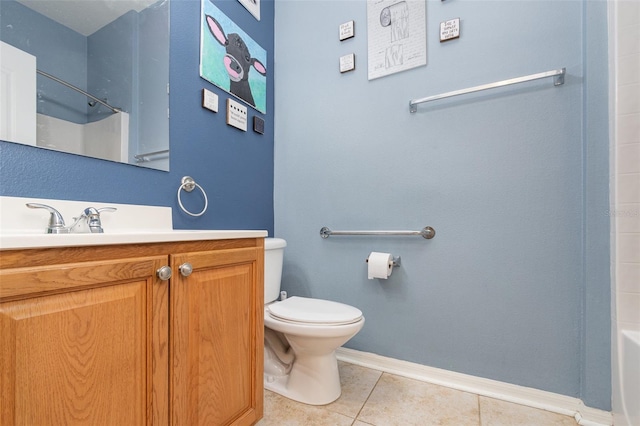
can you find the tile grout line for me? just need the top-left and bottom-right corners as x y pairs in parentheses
(352, 371), (386, 425)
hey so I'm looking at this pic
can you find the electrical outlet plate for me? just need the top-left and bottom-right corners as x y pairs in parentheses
(202, 88), (218, 112)
(226, 98), (248, 131)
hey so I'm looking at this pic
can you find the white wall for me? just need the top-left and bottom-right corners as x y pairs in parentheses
(36, 112), (129, 163)
(84, 112), (129, 163)
(0, 41), (36, 146)
(610, 1), (640, 424)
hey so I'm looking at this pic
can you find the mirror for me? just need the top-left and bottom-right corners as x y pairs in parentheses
(0, 0), (170, 171)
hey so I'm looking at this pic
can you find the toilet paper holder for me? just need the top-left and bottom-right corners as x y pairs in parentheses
(366, 255), (401, 268)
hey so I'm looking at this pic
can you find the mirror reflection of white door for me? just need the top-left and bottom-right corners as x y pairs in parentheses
(0, 41), (36, 146)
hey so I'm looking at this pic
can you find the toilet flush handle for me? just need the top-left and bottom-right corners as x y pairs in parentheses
(179, 262), (193, 277)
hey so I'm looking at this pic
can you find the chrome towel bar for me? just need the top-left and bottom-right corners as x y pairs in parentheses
(320, 226), (435, 239)
(409, 68), (566, 113)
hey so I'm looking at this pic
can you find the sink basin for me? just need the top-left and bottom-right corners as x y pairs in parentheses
(0, 196), (267, 250)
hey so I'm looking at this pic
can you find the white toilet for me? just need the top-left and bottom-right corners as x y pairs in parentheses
(263, 238), (365, 405)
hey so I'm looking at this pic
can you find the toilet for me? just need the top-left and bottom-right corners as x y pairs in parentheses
(263, 238), (365, 405)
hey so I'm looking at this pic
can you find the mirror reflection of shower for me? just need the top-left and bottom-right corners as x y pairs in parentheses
(31, 66), (130, 163)
(0, 0), (169, 171)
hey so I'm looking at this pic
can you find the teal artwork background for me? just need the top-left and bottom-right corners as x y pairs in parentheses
(200, 0), (267, 113)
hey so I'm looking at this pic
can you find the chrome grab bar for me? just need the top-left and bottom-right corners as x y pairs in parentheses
(409, 68), (566, 113)
(320, 226), (435, 239)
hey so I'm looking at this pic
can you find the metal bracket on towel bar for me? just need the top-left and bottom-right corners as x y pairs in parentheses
(409, 68), (566, 113)
(366, 255), (401, 267)
(319, 226), (435, 239)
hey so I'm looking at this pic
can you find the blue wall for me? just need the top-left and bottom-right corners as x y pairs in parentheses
(274, 0), (610, 410)
(0, 0), (275, 235)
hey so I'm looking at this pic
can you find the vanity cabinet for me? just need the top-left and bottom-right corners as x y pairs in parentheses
(0, 238), (264, 426)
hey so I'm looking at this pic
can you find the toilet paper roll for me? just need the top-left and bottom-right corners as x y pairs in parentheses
(368, 252), (393, 279)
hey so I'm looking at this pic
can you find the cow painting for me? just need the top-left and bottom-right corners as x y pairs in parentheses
(205, 14), (267, 108)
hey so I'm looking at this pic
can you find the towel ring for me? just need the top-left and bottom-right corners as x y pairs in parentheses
(177, 176), (208, 217)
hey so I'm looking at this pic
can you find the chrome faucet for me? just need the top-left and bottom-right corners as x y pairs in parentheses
(26, 203), (117, 234)
(79, 207), (117, 233)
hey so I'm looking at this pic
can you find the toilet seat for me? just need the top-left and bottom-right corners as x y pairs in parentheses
(267, 296), (363, 326)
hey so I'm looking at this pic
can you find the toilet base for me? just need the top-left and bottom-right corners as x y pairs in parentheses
(264, 350), (341, 405)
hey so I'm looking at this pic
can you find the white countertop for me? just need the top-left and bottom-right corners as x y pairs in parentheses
(0, 196), (267, 250)
(0, 229), (267, 250)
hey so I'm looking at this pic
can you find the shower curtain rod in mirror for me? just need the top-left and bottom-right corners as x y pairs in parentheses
(36, 69), (122, 114)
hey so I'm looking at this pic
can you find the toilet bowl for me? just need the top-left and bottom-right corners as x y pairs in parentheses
(263, 238), (365, 405)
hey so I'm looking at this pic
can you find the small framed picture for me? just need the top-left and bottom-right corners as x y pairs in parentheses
(339, 20), (355, 41)
(238, 0), (260, 21)
(339, 53), (356, 73)
(440, 18), (460, 42)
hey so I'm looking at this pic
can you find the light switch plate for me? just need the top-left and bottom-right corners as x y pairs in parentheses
(226, 98), (248, 131)
(202, 88), (218, 112)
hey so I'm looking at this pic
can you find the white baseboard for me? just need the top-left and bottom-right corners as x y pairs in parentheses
(336, 347), (612, 426)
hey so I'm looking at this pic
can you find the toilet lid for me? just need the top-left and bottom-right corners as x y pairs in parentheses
(267, 296), (363, 325)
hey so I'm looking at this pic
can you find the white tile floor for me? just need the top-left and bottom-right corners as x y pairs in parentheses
(257, 361), (579, 426)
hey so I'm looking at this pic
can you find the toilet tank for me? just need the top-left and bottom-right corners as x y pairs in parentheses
(264, 238), (286, 304)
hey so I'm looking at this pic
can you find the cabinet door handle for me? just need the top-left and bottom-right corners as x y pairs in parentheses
(179, 263), (193, 277)
(157, 266), (172, 281)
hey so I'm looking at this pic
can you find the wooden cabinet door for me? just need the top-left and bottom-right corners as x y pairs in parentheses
(0, 256), (169, 426)
(170, 247), (263, 426)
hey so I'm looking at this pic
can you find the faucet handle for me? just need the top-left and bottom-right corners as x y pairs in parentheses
(25, 203), (69, 234)
(82, 206), (117, 233)
(80, 207), (117, 218)
(97, 207), (117, 214)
